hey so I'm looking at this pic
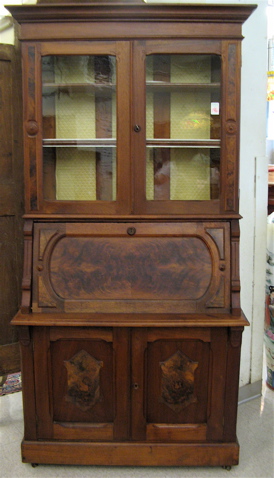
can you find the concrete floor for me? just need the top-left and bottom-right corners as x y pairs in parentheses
(0, 383), (273, 478)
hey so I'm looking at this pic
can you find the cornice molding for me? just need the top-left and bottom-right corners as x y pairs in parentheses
(5, 3), (257, 25)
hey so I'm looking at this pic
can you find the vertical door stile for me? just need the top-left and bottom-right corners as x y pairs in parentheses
(132, 41), (146, 214)
(131, 328), (148, 441)
(223, 326), (244, 442)
(19, 326), (37, 440)
(206, 327), (228, 441)
(116, 41), (132, 214)
(113, 328), (131, 440)
(33, 327), (53, 439)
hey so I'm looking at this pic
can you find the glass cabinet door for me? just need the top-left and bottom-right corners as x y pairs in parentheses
(42, 55), (117, 202)
(23, 40), (239, 216)
(23, 41), (131, 215)
(132, 41), (229, 216)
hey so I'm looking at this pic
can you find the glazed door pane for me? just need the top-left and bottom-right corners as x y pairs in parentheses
(42, 55), (117, 201)
(145, 54), (221, 202)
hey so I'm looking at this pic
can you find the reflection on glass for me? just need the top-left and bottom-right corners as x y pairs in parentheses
(146, 148), (220, 201)
(146, 54), (221, 200)
(42, 55), (116, 201)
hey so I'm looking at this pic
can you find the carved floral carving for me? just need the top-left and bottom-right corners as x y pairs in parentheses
(160, 350), (198, 412)
(64, 350), (103, 411)
(226, 120), (237, 135)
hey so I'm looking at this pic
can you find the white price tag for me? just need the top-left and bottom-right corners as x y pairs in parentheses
(211, 102), (220, 115)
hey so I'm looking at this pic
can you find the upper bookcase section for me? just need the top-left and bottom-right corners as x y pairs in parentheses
(6, 2), (256, 218)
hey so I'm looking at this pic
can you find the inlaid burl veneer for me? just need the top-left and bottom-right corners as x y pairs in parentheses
(32, 222), (230, 313)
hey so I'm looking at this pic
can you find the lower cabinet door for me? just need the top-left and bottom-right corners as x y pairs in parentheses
(33, 326), (131, 441)
(131, 327), (229, 443)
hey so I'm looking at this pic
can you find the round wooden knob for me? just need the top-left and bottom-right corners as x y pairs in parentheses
(26, 120), (39, 136)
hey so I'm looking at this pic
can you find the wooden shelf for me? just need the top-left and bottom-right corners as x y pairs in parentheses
(146, 81), (220, 91)
(146, 139), (220, 148)
(43, 139), (219, 148)
(43, 138), (116, 147)
(43, 82), (115, 90)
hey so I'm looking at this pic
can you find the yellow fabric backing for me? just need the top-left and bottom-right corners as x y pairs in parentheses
(52, 56), (116, 201)
(146, 55), (214, 201)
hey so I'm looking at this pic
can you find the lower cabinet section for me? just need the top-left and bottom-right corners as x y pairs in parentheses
(20, 324), (243, 466)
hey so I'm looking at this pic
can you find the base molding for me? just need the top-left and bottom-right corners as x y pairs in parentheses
(21, 440), (239, 467)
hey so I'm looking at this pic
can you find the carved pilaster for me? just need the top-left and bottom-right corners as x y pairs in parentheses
(19, 326), (31, 347)
(229, 327), (243, 348)
(221, 41), (241, 214)
(231, 220), (241, 314)
(22, 43), (42, 212)
(21, 220), (33, 313)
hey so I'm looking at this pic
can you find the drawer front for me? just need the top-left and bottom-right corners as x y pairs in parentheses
(32, 222), (230, 314)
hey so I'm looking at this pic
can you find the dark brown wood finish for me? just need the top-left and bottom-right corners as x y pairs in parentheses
(7, 1), (255, 468)
(19, 326), (37, 440)
(8, 4), (255, 36)
(0, 43), (23, 375)
(133, 38), (241, 216)
(31, 222), (230, 314)
(223, 327), (244, 442)
(221, 41), (241, 214)
(12, 311), (249, 328)
(8, 4), (254, 218)
(22, 40), (131, 215)
(22, 43), (41, 212)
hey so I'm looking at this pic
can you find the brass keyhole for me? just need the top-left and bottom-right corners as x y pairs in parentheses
(134, 124), (141, 133)
(127, 227), (136, 236)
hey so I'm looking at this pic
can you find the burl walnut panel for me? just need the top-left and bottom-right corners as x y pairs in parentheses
(32, 222), (230, 314)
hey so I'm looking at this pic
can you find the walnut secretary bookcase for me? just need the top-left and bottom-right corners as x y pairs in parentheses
(7, 1), (255, 468)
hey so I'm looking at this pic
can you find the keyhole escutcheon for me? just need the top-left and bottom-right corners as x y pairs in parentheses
(127, 227), (136, 236)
